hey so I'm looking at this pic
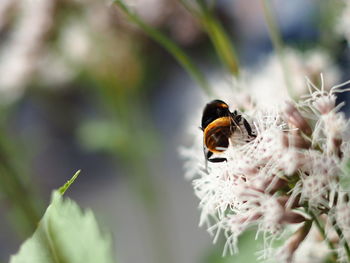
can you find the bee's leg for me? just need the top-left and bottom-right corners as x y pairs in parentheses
(208, 157), (228, 163)
(234, 114), (242, 123)
(229, 113), (241, 133)
(243, 118), (256, 137)
(207, 151), (227, 163)
(231, 112), (241, 124)
(231, 114), (244, 135)
(206, 150), (213, 160)
(208, 157), (227, 163)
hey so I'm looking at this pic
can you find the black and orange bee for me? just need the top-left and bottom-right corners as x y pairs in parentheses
(201, 100), (256, 163)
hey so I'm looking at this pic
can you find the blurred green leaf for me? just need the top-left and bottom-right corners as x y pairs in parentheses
(340, 159), (350, 191)
(77, 120), (131, 154)
(204, 230), (262, 263)
(10, 191), (114, 263)
(0, 127), (41, 235)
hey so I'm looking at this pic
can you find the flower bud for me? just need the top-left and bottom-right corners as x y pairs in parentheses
(282, 211), (306, 224)
(284, 101), (312, 135)
(282, 131), (311, 149)
(277, 221), (312, 262)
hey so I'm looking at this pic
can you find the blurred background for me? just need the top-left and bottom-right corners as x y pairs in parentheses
(0, 0), (349, 262)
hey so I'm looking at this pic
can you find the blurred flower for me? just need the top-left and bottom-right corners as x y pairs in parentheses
(181, 76), (350, 262)
(200, 48), (340, 111)
(287, 225), (330, 263)
(117, 0), (202, 45)
(247, 48), (340, 108)
(59, 19), (92, 65)
(0, 0), (149, 101)
(0, 0), (16, 30)
(128, 0), (168, 26)
(36, 51), (76, 87)
(36, 17), (94, 86)
(337, 1), (350, 43)
(0, 0), (56, 103)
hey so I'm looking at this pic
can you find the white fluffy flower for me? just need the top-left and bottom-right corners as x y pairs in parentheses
(182, 77), (350, 262)
(297, 151), (340, 209)
(335, 195), (350, 244)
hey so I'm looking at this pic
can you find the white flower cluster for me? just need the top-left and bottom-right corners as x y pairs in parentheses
(337, 1), (350, 43)
(182, 78), (350, 262)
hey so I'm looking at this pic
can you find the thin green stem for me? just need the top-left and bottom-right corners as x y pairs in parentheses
(113, 0), (212, 96)
(195, 0), (240, 76)
(0, 165), (40, 234)
(0, 130), (41, 235)
(331, 217), (350, 261)
(309, 210), (338, 262)
(260, 0), (294, 98)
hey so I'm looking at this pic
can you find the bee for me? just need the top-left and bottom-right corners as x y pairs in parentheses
(201, 100), (256, 163)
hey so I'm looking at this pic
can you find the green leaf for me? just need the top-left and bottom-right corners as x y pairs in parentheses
(203, 230), (263, 263)
(340, 159), (350, 192)
(10, 191), (115, 263)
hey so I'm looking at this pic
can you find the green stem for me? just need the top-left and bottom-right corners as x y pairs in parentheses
(309, 210), (338, 262)
(331, 217), (350, 261)
(178, 0), (200, 16)
(195, 0), (240, 76)
(260, 0), (294, 98)
(0, 152), (40, 235)
(0, 113), (41, 236)
(113, 0), (212, 96)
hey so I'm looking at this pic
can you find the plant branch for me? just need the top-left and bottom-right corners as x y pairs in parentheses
(308, 210), (338, 262)
(194, 0), (240, 76)
(114, 0), (213, 96)
(331, 217), (350, 261)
